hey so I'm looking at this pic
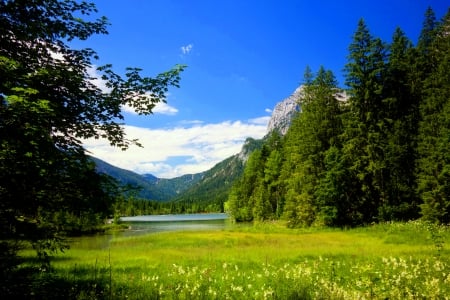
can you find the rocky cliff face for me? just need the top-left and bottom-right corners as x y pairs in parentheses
(265, 86), (348, 136)
(266, 86), (303, 135)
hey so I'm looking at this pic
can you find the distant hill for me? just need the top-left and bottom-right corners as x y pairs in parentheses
(91, 156), (160, 199)
(170, 137), (263, 211)
(153, 173), (205, 199)
(90, 157), (202, 201)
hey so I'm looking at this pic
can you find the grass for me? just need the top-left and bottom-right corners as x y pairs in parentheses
(15, 221), (450, 299)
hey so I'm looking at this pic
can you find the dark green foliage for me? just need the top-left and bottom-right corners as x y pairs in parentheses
(417, 7), (438, 60)
(315, 146), (359, 226)
(228, 67), (343, 225)
(1, 264), (114, 299)
(282, 67), (343, 227)
(227, 135), (280, 221)
(0, 0), (184, 272)
(342, 19), (389, 223)
(264, 147), (284, 218)
(378, 27), (420, 221)
(113, 196), (175, 217)
(417, 9), (450, 223)
(228, 7), (449, 227)
(227, 151), (262, 221)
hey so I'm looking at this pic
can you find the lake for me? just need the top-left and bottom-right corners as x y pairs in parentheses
(119, 213), (230, 235)
(69, 213), (231, 249)
(120, 213), (228, 223)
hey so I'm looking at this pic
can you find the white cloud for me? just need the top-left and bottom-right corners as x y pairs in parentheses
(180, 44), (193, 55)
(265, 108), (273, 113)
(82, 119), (267, 178)
(178, 120), (204, 126)
(153, 102), (178, 115)
(121, 101), (178, 116)
(248, 116), (270, 126)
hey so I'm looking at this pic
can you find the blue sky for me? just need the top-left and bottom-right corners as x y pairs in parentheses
(81, 0), (448, 178)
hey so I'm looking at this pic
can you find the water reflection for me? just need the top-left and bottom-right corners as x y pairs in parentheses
(123, 219), (230, 237)
(120, 213), (228, 223)
(69, 213), (232, 249)
(120, 213), (229, 237)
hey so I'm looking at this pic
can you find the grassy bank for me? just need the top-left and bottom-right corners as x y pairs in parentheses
(16, 221), (450, 299)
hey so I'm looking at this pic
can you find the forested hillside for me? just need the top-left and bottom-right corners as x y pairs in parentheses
(92, 156), (203, 201)
(170, 137), (264, 212)
(227, 8), (450, 226)
(91, 137), (263, 214)
(91, 156), (161, 199)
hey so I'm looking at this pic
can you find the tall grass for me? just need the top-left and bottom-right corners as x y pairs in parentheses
(18, 220), (450, 299)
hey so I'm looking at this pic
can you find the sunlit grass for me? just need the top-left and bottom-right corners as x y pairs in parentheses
(21, 221), (450, 299)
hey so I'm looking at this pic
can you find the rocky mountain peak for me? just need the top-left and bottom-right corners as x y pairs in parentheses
(265, 86), (348, 136)
(266, 86), (303, 135)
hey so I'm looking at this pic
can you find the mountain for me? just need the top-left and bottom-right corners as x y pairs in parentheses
(91, 87), (303, 207)
(142, 173), (158, 183)
(91, 157), (202, 201)
(266, 86), (302, 135)
(153, 173), (205, 199)
(91, 156), (160, 199)
(170, 137), (263, 211)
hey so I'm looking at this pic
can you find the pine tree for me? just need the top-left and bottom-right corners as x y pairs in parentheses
(378, 27), (420, 220)
(315, 146), (363, 226)
(228, 131), (284, 222)
(281, 66), (341, 227)
(342, 19), (388, 223)
(417, 7), (438, 60)
(264, 148), (284, 217)
(228, 149), (263, 222)
(252, 176), (272, 221)
(417, 9), (450, 223)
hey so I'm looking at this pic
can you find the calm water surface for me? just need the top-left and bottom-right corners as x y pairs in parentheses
(70, 213), (231, 249)
(120, 213), (230, 236)
(120, 213), (228, 223)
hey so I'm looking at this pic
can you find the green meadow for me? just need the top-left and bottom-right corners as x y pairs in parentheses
(20, 221), (450, 299)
